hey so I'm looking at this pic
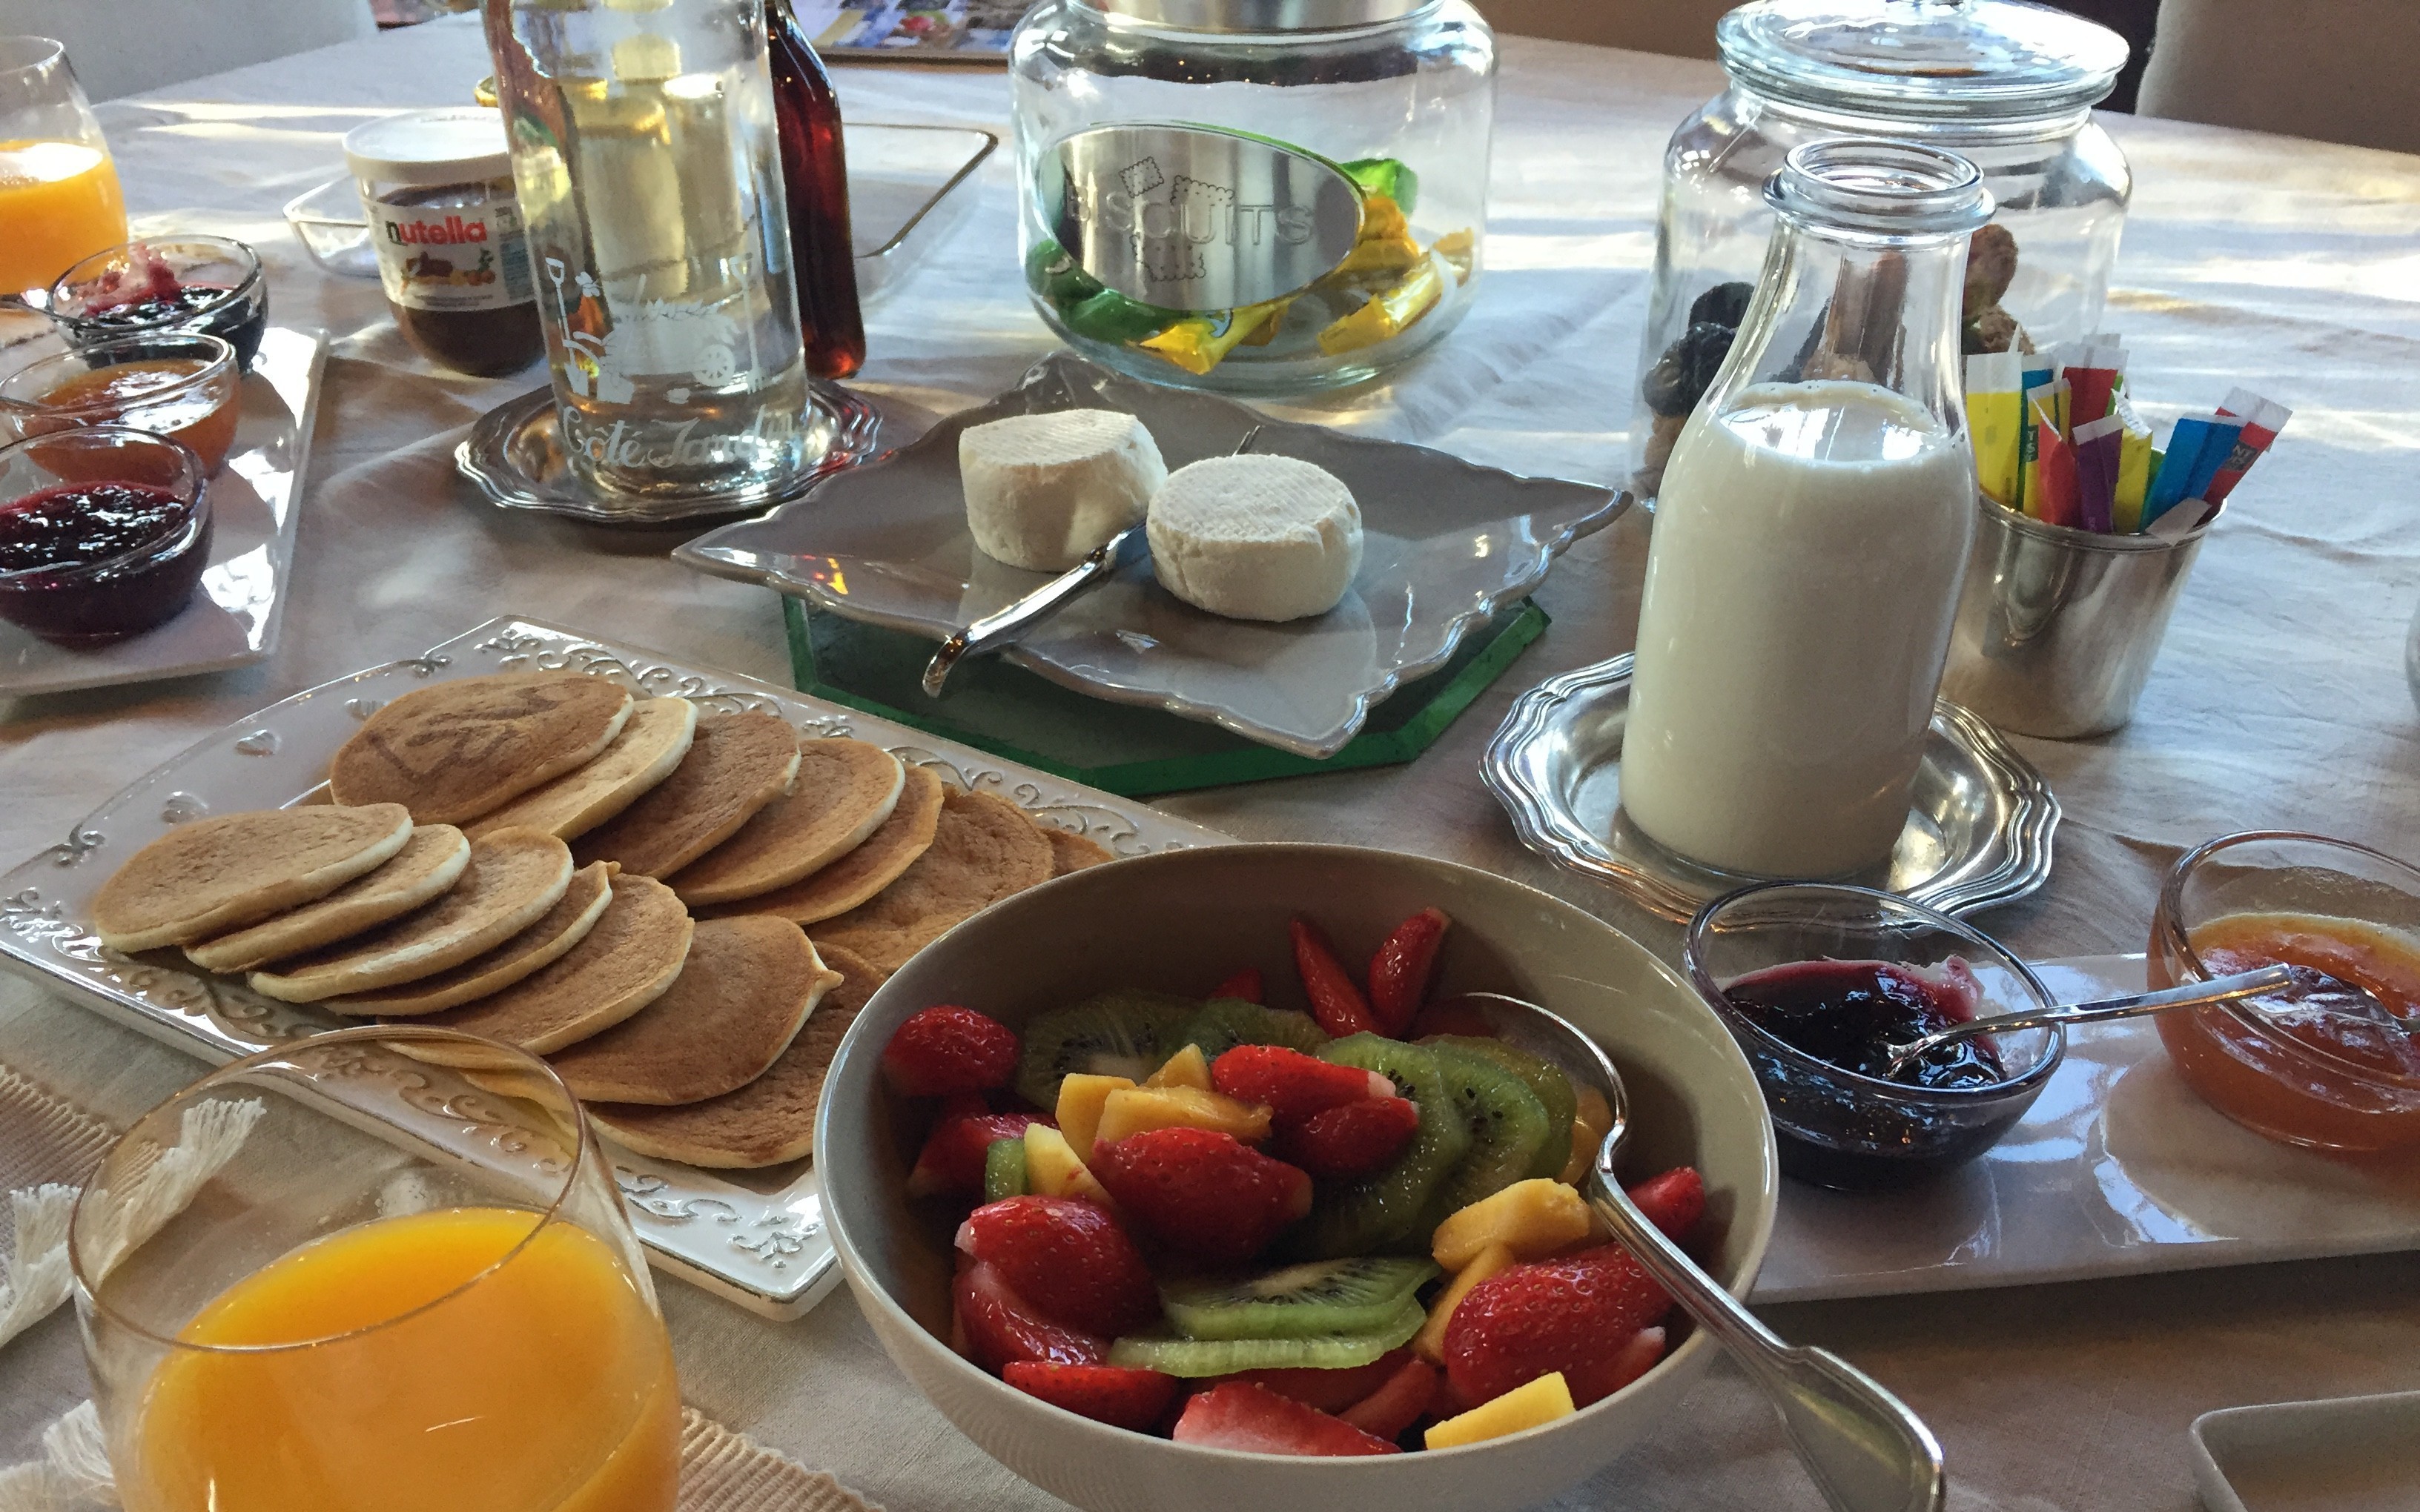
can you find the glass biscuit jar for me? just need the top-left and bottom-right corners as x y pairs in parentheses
(1010, 0), (1495, 395)
(1631, 0), (2131, 503)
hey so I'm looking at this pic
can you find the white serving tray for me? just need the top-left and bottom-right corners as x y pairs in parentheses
(1754, 954), (2420, 1302)
(0, 616), (1226, 1319)
(2190, 1390), (2420, 1512)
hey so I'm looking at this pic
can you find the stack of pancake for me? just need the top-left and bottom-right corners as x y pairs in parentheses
(87, 670), (1111, 1169)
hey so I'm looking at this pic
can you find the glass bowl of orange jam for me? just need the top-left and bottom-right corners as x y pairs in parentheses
(0, 332), (239, 475)
(2149, 832), (2420, 1155)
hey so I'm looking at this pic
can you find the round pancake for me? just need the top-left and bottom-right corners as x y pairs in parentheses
(807, 789), (1055, 975)
(247, 829), (573, 1002)
(589, 942), (886, 1169)
(545, 915), (838, 1106)
(573, 711), (801, 879)
(706, 763), (945, 925)
(328, 671), (634, 824)
(463, 697), (698, 843)
(93, 804), (414, 952)
(1043, 825), (1114, 877)
(389, 872), (691, 1054)
(183, 826), (471, 973)
(670, 739), (905, 906)
(331, 861), (617, 1017)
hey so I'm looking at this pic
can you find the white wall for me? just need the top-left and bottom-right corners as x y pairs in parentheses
(0, 0), (379, 102)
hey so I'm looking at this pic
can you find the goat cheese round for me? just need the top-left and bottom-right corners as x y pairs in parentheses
(959, 409), (1167, 571)
(1146, 454), (1363, 622)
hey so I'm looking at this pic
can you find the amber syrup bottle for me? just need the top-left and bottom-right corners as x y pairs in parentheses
(768, 0), (865, 380)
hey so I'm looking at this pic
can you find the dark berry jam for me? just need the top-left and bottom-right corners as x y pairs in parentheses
(1723, 958), (2005, 1088)
(77, 280), (266, 370)
(0, 481), (210, 644)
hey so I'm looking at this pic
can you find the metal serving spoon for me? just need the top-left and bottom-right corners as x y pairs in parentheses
(920, 425), (1265, 698)
(1877, 964), (2410, 1081)
(1442, 989), (1945, 1512)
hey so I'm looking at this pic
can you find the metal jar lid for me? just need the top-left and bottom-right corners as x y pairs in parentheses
(1717, 0), (2129, 122)
(1085, 0), (1441, 33)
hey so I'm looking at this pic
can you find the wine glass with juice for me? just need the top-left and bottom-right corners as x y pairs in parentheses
(73, 1026), (681, 1512)
(0, 36), (127, 299)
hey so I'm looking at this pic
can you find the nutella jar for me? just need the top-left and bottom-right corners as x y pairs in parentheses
(343, 108), (544, 377)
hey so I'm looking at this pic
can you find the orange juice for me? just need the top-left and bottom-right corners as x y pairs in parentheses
(122, 1206), (679, 1512)
(0, 139), (127, 296)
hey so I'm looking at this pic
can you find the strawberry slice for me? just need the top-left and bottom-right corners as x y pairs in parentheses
(1278, 1095), (1421, 1178)
(1172, 1382), (1401, 1456)
(908, 1098), (1051, 1199)
(885, 1006), (1020, 1096)
(1367, 908), (1449, 1035)
(1211, 1044), (1391, 1126)
(1212, 967), (1265, 1004)
(956, 1196), (1160, 1337)
(1338, 1353), (1441, 1442)
(1441, 1243), (1674, 1408)
(1290, 918), (1379, 1037)
(1626, 1166), (1706, 1241)
(1090, 1127), (1312, 1266)
(1002, 1362), (1179, 1431)
(1211, 1349), (1412, 1413)
(953, 1261), (1108, 1370)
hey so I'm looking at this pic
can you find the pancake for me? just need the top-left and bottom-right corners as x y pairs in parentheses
(331, 861), (618, 1017)
(589, 942), (887, 1169)
(573, 711), (801, 879)
(545, 915), (838, 1106)
(246, 829), (573, 1002)
(1043, 826), (1114, 877)
(807, 789), (1055, 975)
(92, 804), (414, 952)
(462, 697), (698, 843)
(182, 825), (471, 973)
(392, 872), (692, 1054)
(707, 763), (945, 925)
(670, 738), (905, 906)
(328, 671), (634, 824)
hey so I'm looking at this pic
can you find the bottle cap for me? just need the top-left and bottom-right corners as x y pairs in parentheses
(343, 107), (513, 188)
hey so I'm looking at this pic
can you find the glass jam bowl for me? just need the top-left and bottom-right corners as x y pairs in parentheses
(0, 333), (241, 474)
(0, 425), (213, 645)
(45, 234), (269, 371)
(2149, 832), (2420, 1155)
(1685, 882), (2063, 1189)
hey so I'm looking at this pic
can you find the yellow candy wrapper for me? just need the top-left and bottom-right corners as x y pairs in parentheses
(1316, 252), (1446, 357)
(1329, 191), (1422, 281)
(1432, 228), (1475, 283)
(1137, 299), (1284, 375)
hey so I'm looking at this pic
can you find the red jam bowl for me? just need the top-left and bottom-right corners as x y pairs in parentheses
(0, 426), (211, 645)
(47, 236), (268, 371)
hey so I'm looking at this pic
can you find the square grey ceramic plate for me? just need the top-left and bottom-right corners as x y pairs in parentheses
(677, 352), (1627, 759)
(0, 616), (1226, 1319)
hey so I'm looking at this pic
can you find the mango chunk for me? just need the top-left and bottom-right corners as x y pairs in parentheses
(1145, 1043), (1212, 1092)
(1414, 1241), (1515, 1362)
(1432, 1178), (1593, 1273)
(1559, 1087), (1614, 1185)
(1096, 1085), (1271, 1147)
(1055, 1073), (1135, 1158)
(1424, 1371), (1575, 1449)
(1024, 1124), (1113, 1206)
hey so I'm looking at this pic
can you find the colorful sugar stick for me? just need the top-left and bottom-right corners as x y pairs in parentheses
(2204, 388), (2292, 505)
(2065, 343), (2126, 428)
(2112, 394), (2155, 533)
(2033, 392), (2081, 528)
(1966, 351), (2025, 507)
(2177, 415), (2247, 509)
(2073, 414), (2124, 533)
(2140, 413), (2237, 527)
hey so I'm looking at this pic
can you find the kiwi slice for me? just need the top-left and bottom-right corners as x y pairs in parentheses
(1013, 990), (1197, 1110)
(1106, 1297), (1425, 1376)
(1426, 1035), (1577, 1181)
(982, 1138), (1027, 1204)
(1288, 1035), (1470, 1259)
(1160, 1256), (1438, 1341)
(1423, 1044), (1554, 1220)
(1179, 998), (1332, 1060)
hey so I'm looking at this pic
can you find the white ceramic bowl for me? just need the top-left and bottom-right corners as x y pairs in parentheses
(816, 843), (1779, 1512)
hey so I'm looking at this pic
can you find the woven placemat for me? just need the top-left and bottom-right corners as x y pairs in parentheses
(0, 1068), (110, 1224)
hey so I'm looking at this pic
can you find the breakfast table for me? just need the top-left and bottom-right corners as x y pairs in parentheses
(4, 13), (2419, 1510)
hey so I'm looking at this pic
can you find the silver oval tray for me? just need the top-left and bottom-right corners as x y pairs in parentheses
(0, 616), (1226, 1319)
(1483, 656), (2058, 921)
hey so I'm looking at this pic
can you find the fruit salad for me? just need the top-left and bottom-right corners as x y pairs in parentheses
(879, 906), (1711, 1455)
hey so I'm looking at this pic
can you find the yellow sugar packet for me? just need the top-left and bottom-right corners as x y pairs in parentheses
(2112, 391), (2155, 533)
(1965, 351), (2023, 507)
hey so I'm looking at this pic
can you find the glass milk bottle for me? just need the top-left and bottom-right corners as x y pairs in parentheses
(486, 0), (809, 514)
(1622, 139), (1988, 880)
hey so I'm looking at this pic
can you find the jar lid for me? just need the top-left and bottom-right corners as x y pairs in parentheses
(343, 107), (512, 188)
(1717, 0), (2128, 122)
(1088, 0), (1437, 33)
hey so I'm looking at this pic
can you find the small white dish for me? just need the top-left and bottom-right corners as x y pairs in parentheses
(2189, 1390), (2420, 1512)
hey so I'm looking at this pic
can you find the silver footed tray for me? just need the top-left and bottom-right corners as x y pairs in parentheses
(0, 617), (1226, 1319)
(1483, 655), (2059, 921)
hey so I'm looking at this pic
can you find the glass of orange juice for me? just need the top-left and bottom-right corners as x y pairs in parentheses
(70, 1025), (681, 1512)
(0, 36), (128, 297)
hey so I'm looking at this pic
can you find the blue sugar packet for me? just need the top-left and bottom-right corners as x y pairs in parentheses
(2140, 414), (2241, 527)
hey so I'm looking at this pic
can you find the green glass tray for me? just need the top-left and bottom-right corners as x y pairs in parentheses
(782, 596), (1547, 797)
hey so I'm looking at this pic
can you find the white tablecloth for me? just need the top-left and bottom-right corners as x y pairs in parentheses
(4, 16), (2419, 1509)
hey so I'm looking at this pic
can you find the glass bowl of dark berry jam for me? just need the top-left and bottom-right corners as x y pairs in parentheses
(46, 236), (268, 371)
(0, 426), (211, 645)
(1684, 883), (2064, 1189)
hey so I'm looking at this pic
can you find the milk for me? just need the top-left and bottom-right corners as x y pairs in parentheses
(1622, 379), (1975, 878)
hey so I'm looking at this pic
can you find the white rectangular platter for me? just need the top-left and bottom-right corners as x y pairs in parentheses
(0, 616), (1227, 1319)
(0, 325), (327, 696)
(1754, 954), (2420, 1303)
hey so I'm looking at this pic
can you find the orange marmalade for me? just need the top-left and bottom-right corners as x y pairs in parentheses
(2150, 910), (2420, 1155)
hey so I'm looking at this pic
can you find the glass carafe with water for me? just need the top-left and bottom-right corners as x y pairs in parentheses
(486, 0), (808, 514)
(1621, 139), (1988, 881)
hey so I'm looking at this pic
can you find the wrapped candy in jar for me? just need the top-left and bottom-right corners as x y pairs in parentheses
(1631, 0), (2130, 503)
(1010, 0), (1494, 395)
